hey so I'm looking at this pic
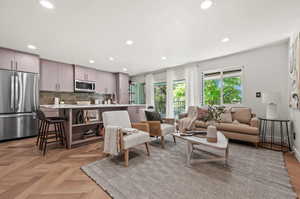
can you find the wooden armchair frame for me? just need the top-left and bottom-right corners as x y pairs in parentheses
(142, 118), (176, 148)
(118, 122), (150, 167)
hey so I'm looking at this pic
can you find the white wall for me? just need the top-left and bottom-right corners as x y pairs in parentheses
(196, 41), (289, 118)
(131, 41), (289, 118)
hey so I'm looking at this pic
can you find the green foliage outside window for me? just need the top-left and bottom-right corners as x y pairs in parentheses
(173, 80), (186, 117)
(204, 76), (242, 105)
(154, 83), (167, 116)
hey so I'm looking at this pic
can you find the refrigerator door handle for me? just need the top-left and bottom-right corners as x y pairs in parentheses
(10, 75), (15, 110)
(15, 74), (23, 110)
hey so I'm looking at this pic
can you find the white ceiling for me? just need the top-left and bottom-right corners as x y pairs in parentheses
(0, 0), (300, 75)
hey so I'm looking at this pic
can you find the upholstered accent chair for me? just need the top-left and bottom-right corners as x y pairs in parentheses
(103, 111), (151, 167)
(140, 110), (176, 148)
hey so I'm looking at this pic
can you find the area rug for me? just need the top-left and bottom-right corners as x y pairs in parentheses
(81, 138), (296, 199)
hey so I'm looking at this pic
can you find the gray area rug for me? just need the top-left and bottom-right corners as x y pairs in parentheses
(81, 137), (296, 199)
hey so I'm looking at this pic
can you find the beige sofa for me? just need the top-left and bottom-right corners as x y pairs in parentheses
(179, 107), (260, 147)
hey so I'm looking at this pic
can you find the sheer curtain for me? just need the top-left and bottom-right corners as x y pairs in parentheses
(145, 74), (154, 107)
(185, 65), (201, 108)
(166, 69), (175, 118)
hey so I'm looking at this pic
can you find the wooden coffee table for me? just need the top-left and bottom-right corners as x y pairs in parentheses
(173, 132), (229, 166)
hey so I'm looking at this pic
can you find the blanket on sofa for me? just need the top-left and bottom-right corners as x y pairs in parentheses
(178, 106), (198, 132)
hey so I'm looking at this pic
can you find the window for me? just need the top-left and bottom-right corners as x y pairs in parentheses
(129, 82), (145, 104)
(173, 80), (186, 117)
(203, 68), (242, 105)
(154, 82), (167, 117)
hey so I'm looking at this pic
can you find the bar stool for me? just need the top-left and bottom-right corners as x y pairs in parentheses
(36, 110), (67, 155)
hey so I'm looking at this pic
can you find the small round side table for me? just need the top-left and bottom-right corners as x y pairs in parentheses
(259, 118), (291, 152)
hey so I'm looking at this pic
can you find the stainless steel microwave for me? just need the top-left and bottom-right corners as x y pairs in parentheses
(74, 80), (96, 92)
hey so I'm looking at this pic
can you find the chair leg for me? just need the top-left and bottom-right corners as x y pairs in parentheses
(43, 124), (50, 156)
(124, 149), (129, 167)
(173, 135), (176, 144)
(145, 143), (150, 156)
(161, 136), (165, 148)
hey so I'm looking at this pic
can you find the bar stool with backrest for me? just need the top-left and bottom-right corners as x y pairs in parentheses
(36, 110), (67, 155)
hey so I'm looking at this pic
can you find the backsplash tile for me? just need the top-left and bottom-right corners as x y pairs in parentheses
(40, 91), (107, 105)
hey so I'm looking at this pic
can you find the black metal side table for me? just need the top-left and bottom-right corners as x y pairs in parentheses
(259, 118), (291, 152)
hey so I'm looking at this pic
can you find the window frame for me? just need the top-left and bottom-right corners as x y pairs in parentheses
(202, 66), (244, 106)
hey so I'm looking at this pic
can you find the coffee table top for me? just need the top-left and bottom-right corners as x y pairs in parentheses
(173, 131), (228, 150)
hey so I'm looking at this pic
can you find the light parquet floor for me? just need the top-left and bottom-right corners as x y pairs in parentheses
(0, 138), (299, 199)
(0, 138), (111, 199)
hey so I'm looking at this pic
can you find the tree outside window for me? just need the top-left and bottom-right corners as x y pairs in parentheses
(203, 68), (242, 105)
(154, 82), (167, 117)
(173, 80), (186, 117)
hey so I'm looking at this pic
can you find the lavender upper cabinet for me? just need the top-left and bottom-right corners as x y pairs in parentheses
(0, 48), (39, 73)
(40, 59), (73, 92)
(40, 60), (59, 91)
(14, 52), (39, 73)
(0, 48), (14, 70)
(96, 71), (116, 94)
(57, 63), (74, 92)
(74, 65), (96, 82)
(116, 73), (129, 104)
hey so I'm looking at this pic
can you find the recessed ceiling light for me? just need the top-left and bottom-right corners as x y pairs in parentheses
(39, 0), (54, 9)
(161, 56), (167, 60)
(126, 40), (134, 45)
(221, 37), (230, 43)
(27, 44), (37, 50)
(89, 60), (95, 64)
(123, 67), (128, 72)
(201, 0), (213, 10)
(109, 57), (114, 61)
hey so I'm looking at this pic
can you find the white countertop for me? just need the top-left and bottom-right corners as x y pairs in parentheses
(40, 104), (146, 109)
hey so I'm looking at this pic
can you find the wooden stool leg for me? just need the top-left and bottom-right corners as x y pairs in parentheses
(43, 124), (50, 156)
(39, 122), (48, 151)
(124, 149), (129, 167)
(60, 123), (67, 148)
(161, 136), (165, 148)
(145, 143), (150, 156)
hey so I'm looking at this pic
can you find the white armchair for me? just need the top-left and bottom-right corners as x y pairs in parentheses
(102, 111), (151, 167)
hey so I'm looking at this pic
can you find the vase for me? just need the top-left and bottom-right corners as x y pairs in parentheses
(207, 124), (217, 143)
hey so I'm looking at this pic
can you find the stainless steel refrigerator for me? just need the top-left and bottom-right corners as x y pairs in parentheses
(0, 69), (39, 141)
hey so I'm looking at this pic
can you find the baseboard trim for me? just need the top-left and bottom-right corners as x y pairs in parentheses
(293, 146), (300, 162)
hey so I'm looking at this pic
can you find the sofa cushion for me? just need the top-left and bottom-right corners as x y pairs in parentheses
(194, 120), (208, 128)
(123, 130), (150, 149)
(218, 123), (259, 135)
(219, 108), (233, 123)
(231, 107), (252, 124)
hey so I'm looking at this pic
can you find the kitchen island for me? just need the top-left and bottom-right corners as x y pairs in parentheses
(40, 104), (146, 149)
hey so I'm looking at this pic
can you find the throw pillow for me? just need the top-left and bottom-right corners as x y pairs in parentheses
(145, 111), (163, 123)
(232, 120), (240, 125)
(231, 107), (252, 124)
(219, 108), (233, 123)
(197, 107), (209, 120)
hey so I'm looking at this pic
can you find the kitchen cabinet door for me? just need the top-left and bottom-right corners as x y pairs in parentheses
(58, 63), (73, 92)
(96, 71), (116, 94)
(14, 52), (39, 73)
(0, 48), (14, 70)
(74, 65), (86, 81)
(40, 60), (59, 91)
(87, 68), (97, 82)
